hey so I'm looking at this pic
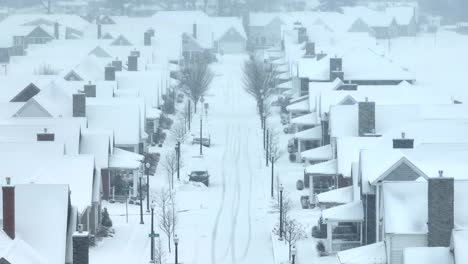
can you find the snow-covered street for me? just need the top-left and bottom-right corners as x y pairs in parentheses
(91, 55), (276, 264)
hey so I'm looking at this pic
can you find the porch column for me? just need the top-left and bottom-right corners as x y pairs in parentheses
(133, 169), (138, 197)
(309, 175), (314, 206)
(376, 183), (380, 242)
(327, 223), (333, 252)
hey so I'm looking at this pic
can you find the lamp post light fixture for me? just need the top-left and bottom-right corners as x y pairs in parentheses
(174, 234), (180, 264)
(279, 184), (284, 240)
(291, 245), (297, 264)
(150, 201), (156, 262)
(139, 173), (144, 224)
(146, 162), (151, 213)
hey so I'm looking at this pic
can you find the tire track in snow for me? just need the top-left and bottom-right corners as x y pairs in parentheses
(229, 125), (242, 263)
(210, 124), (231, 264)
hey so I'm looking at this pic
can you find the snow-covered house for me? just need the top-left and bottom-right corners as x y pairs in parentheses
(211, 17), (247, 54)
(248, 13), (285, 48)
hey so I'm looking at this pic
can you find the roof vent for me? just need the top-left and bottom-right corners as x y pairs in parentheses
(401, 132), (405, 139)
(438, 170), (443, 177)
(5, 177), (11, 185)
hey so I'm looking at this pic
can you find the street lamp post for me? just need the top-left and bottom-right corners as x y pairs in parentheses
(188, 101), (191, 131)
(199, 114), (203, 156)
(139, 173), (144, 224)
(271, 155), (275, 198)
(175, 141), (180, 180)
(291, 246), (297, 264)
(150, 201), (156, 262)
(266, 129), (269, 167)
(279, 184), (284, 240)
(146, 161), (151, 213)
(174, 234), (179, 264)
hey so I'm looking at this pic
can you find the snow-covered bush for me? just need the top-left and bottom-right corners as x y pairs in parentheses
(316, 241), (327, 256)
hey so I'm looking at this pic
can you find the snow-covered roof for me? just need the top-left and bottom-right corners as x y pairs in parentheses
(298, 47), (414, 81)
(86, 98), (143, 145)
(403, 247), (454, 264)
(109, 147), (144, 169)
(0, 118), (85, 155)
(452, 229), (468, 264)
(0, 141), (64, 156)
(291, 112), (318, 126)
(382, 181), (428, 234)
(337, 241), (386, 264)
(15, 184), (69, 264)
(322, 200), (363, 222)
(301, 144), (333, 161)
(317, 186), (353, 204)
(80, 129), (113, 169)
(305, 159), (337, 175)
(336, 137), (380, 177)
(286, 99), (309, 112)
(294, 126), (322, 140)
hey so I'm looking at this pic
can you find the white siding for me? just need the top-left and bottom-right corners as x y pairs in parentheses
(388, 234), (427, 264)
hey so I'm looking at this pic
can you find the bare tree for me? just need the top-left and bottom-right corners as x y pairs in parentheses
(154, 238), (166, 264)
(272, 188), (292, 222)
(267, 128), (284, 162)
(161, 150), (179, 189)
(35, 64), (58, 75)
(243, 55), (276, 126)
(273, 219), (307, 260)
(181, 58), (214, 113)
(170, 117), (188, 143)
(156, 188), (178, 253)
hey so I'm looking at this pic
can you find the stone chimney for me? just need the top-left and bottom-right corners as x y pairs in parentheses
(428, 170), (454, 247)
(84, 82), (96, 98)
(300, 77), (309, 96)
(128, 55), (138, 71)
(111, 58), (122, 71)
(297, 27), (308, 43)
(104, 65), (116, 81)
(3, 177), (15, 239)
(73, 93), (86, 117)
(193, 23), (197, 39)
(358, 98), (375, 136)
(37, 128), (55, 141)
(304, 42), (315, 58)
(393, 132), (414, 149)
(97, 23), (102, 39)
(73, 224), (89, 264)
(144, 31), (152, 46)
(54, 22), (59, 39)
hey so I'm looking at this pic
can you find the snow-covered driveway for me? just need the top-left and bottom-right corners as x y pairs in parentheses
(176, 54), (275, 264)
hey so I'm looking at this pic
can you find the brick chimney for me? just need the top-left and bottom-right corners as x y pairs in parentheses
(73, 93), (86, 117)
(128, 55), (138, 71)
(37, 128), (55, 141)
(358, 98), (375, 136)
(393, 132), (414, 149)
(54, 22), (59, 39)
(300, 77), (309, 96)
(104, 65), (115, 81)
(428, 170), (454, 247)
(330, 57), (343, 81)
(193, 23), (197, 39)
(3, 177), (15, 239)
(297, 27), (308, 43)
(84, 82), (96, 98)
(304, 42), (315, 58)
(144, 31), (152, 46)
(148, 28), (155, 37)
(111, 58), (122, 71)
(130, 49), (140, 58)
(73, 224), (89, 264)
(97, 23), (102, 39)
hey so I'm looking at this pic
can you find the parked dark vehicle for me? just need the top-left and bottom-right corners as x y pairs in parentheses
(192, 135), (211, 147)
(189, 170), (210, 186)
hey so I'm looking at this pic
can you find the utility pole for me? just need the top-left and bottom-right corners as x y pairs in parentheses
(271, 155), (275, 198)
(199, 115), (203, 155)
(266, 129), (269, 167)
(175, 141), (181, 180)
